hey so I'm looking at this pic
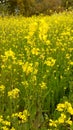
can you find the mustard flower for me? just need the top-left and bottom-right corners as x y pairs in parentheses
(56, 103), (65, 112)
(58, 113), (66, 124)
(0, 85), (5, 94)
(22, 62), (33, 75)
(12, 109), (29, 123)
(39, 82), (47, 89)
(8, 88), (20, 99)
(31, 48), (39, 55)
(44, 57), (56, 67)
(5, 49), (15, 59)
(49, 119), (58, 127)
(2, 120), (11, 126)
(10, 127), (16, 130)
(66, 118), (72, 125)
(2, 126), (9, 130)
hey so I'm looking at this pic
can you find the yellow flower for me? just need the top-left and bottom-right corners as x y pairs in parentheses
(56, 103), (65, 111)
(31, 48), (39, 55)
(12, 113), (18, 117)
(70, 61), (73, 65)
(2, 126), (9, 130)
(21, 81), (28, 88)
(45, 40), (51, 45)
(49, 119), (57, 127)
(23, 109), (30, 117)
(1, 65), (5, 69)
(58, 113), (66, 124)
(18, 112), (27, 122)
(22, 62), (33, 75)
(5, 49), (15, 59)
(28, 22), (37, 37)
(40, 54), (45, 60)
(10, 127), (16, 130)
(66, 53), (70, 59)
(8, 88), (20, 99)
(33, 69), (38, 75)
(18, 60), (23, 65)
(0, 115), (3, 123)
(67, 106), (73, 115)
(64, 101), (72, 108)
(39, 82), (47, 89)
(12, 109), (29, 123)
(39, 19), (48, 41)
(44, 57), (56, 67)
(66, 118), (72, 125)
(2, 120), (11, 126)
(0, 85), (5, 94)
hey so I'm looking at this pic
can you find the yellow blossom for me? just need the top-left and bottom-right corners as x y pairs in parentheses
(45, 40), (51, 45)
(64, 101), (72, 108)
(39, 82), (47, 89)
(49, 119), (57, 127)
(2, 126), (9, 130)
(44, 57), (56, 67)
(0, 85), (5, 94)
(0, 115), (3, 123)
(58, 113), (66, 124)
(31, 48), (39, 55)
(8, 88), (20, 99)
(5, 49), (15, 59)
(12, 109), (29, 123)
(66, 118), (72, 125)
(67, 106), (73, 115)
(2, 120), (11, 126)
(22, 62), (33, 75)
(70, 61), (73, 65)
(56, 103), (65, 111)
(10, 127), (16, 130)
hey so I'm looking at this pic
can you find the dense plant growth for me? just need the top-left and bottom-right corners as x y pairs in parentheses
(0, 11), (73, 130)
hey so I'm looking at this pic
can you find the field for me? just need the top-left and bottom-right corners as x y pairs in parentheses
(0, 11), (73, 130)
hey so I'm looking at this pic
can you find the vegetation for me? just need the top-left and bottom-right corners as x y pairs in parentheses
(0, 0), (73, 16)
(49, 101), (73, 130)
(0, 11), (73, 130)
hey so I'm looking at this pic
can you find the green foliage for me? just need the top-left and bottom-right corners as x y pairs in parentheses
(62, 0), (73, 9)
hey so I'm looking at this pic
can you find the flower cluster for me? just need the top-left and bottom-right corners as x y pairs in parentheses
(0, 85), (5, 94)
(49, 101), (73, 129)
(12, 109), (29, 123)
(8, 88), (20, 99)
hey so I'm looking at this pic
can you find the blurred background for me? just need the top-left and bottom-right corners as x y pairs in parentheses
(0, 0), (73, 16)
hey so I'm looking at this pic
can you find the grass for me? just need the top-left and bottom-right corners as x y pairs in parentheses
(0, 11), (73, 130)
